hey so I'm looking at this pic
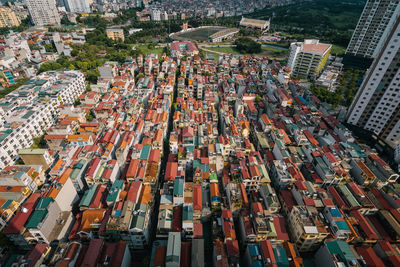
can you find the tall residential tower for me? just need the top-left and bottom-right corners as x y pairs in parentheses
(26, 0), (61, 26)
(345, 0), (400, 68)
(287, 39), (332, 79)
(346, 15), (400, 147)
(63, 0), (91, 13)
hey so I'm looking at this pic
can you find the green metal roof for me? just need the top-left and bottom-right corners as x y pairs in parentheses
(95, 162), (106, 181)
(337, 184), (360, 208)
(173, 178), (184, 196)
(1, 199), (13, 209)
(130, 203), (148, 230)
(140, 145), (151, 160)
(21, 110), (35, 119)
(106, 180), (124, 203)
(70, 160), (86, 179)
(201, 164), (209, 173)
(336, 220), (350, 231)
(193, 160), (201, 170)
(182, 205), (193, 221)
(0, 129), (12, 142)
(25, 197), (53, 229)
(326, 240), (357, 263)
(273, 247), (289, 267)
(256, 132), (269, 149)
(209, 173), (218, 182)
(79, 184), (98, 207)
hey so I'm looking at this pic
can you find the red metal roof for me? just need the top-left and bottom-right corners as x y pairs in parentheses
(3, 193), (41, 234)
(165, 162), (178, 181)
(21, 244), (49, 267)
(226, 240), (239, 256)
(356, 246), (384, 267)
(260, 240), (277, 267)
(81, 239), (103, 267)
(273, 216), (289, 241)
(193, 185), (202, 211)
(180, 242), (191, 267)
(377, 241), (400, 266)
(351, 210), (378, 240)
(328, 186), (348, 210)
(126, 181), (142, 203)
(193, 223), (203, 239)
(280, 190), (296, 211)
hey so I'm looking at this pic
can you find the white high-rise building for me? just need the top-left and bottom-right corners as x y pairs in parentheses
(64, 0), (91, 13)
(347, 15), (400, 147)
(346, 0), (400, 60)
(26, 0), (61, 26)
(0, 71), (86, 168)
(150, 9), (161, 21)
(287, 39), (332, 79)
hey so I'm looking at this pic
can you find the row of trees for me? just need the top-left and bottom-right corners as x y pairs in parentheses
(234, 37), (262, 54)
(310, 68), (364, 108)
(310, 84), (342, 108)
(336, 68), (364, 106)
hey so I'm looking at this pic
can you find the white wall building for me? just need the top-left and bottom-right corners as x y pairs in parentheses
(150, 9), (161, 21)
(26, 0), (61, 26)
(0, 71), (86, 168)
(64, 0), (91, 13)
(347, 16), (400, 147)
(346, 0), (400, 59)
(287, 39), (331, 79)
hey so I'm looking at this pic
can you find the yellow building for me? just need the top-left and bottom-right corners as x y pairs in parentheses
(288, 39), (332, 79)
(18, 149), (54, 170)
(106, 28), (125, 42)
(0, 7), (20, 28)
(287, 206), (329, 252)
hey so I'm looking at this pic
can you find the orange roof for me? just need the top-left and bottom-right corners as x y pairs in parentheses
(153, 129), (163, 142)
(0, 185), (27, 193)
(58, 168), (72, 184)
(261, 114), (272, 125)
(45, 135), (66, 140)
(139, 185), (151, 204)
(51, 158), (65, 172)
(47, 188), (60, 199)
(210, 183), (220, 197)
(79, 209), (106, 233)
(302, 42), (331, 54)
(67, 134), (91, 142)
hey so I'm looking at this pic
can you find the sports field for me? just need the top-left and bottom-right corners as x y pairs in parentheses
(174, 27), (226, 41)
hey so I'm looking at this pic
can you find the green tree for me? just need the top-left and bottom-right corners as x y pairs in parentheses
(31, 134), (47, 149)
(74, 98), (81, 107)
(71, 49), (79, 57)
(44, 44), (57, 53)
(86, 112), (94, 122)
(234, 37), (262, 54)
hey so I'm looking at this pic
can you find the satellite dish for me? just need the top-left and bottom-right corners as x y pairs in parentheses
(22, 207), (29, 213)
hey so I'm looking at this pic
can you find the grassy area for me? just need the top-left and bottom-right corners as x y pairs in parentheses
(331, 44), (346, 56)
(205, 46), (240, 55)
(248, 0), (366, 48)
(176, 27), (224, 41)
(251, 0), (365, 31)
(133, 44), (165, 58)
(204, 45), (288, 58)
(204, 52), (220, 61)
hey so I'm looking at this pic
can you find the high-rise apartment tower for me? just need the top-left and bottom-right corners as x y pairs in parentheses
(26, 0), (61, 26)
(347, 15), (400, 147)
(345, 0), (400, 68)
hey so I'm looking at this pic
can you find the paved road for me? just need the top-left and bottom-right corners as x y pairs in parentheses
(262, 44), (289, 50)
